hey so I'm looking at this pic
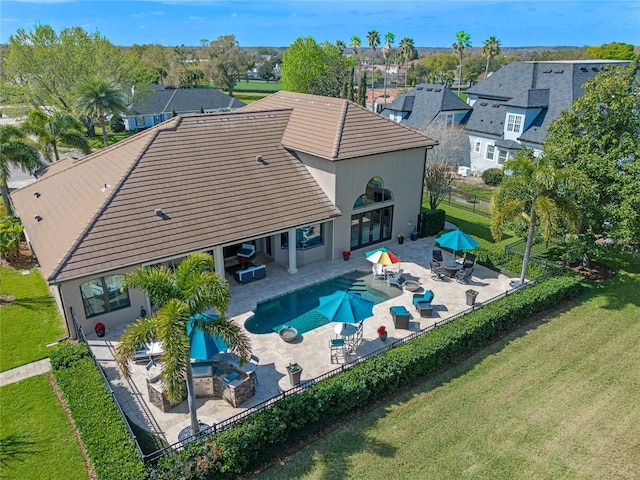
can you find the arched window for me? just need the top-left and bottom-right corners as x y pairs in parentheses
(353, 176), (394, 209)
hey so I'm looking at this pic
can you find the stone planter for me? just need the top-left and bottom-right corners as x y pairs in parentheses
(466, 289), (479, 306)
(287, 364), (303, 386)
(278, 327), (298, 343)
(378, 332), (388, 341)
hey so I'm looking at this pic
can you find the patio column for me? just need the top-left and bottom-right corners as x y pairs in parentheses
(213, 245), (225, 279)
(287, 227), (298, 274)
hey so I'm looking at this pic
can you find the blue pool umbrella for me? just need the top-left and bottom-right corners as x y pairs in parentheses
(435, 229), (480, 260)
(316, 291), (374, 325)
(187, 314), (229, 361)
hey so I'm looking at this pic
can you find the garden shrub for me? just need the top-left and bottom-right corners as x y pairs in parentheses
(51, 342), (147, 480)
(150, 273), (582, 479)
(110, 113), (126, 133)
(481, 167), (504, 186)
(420, 209), (446, 236)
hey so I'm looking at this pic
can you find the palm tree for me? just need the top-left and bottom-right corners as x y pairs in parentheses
(335, 40), (346, 53)
(0, 125), (43, 215)
(382, 32), (395, 105)
(76, 76), (126, 148)
(482, 36), (501, 77)
(349, 35), (362, 83)
(21, 110), (91, 162)
(491, 148), (585, 285)
(367, 30), (380, 108)
(452, 30), (471, 94)
(115, 253), (251, 435)
(399, 37), (415, 89)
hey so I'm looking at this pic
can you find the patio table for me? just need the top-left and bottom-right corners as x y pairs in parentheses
(443, 261), (463, 278)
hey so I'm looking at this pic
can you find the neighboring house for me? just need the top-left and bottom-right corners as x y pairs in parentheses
(11, 91), (437, 337)
(465, 60), (631, 172)
(122, 85), (245, 131)
(379, 83), (471, 130)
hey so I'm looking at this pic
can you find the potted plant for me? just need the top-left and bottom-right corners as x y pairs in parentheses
(397, 233), (405, 245)
(95, 322), (106, 337)
(342, 250), (351, 261)
(287, 362), (303, 386)
(377, 325), (388, 341)
(466, 289), (479, 306)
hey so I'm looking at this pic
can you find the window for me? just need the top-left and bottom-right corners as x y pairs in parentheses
(474, 140), (481, 153)
(506, 114), (523, 133)
(486, 145), (495, 161)
(445, 114), (454, 128)
(353, 177), (394, 209)
(135, 116), (146, 127)
(80, 275), (130, 318)
(281, 223), (324, 250)
(497, 149), (509, 165)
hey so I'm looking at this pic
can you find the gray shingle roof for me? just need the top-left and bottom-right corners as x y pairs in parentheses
(466, 60), (631, 146)
(379, 84), (471, 129)
(129, 87), (245, 115)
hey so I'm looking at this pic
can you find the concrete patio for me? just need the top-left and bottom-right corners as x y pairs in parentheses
(87, 234), (515, 447)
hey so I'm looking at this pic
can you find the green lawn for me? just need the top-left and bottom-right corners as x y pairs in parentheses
(256, 252), (640, 479)
(231, 79), (283, 92)
(0, 374), (89, 480)
(0, 266), (66, 372)
(234, 92), (271, 105)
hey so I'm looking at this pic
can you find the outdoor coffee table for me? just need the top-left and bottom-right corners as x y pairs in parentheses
(415, 302), (433, 318)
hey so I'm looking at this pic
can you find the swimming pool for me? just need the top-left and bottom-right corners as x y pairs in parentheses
(244, 270), (402, 335)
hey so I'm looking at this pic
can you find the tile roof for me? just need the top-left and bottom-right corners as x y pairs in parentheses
(129, 87), (245, 115)
(12, 111), (341, 282)
(466, 60), (631, 145)
(379, 84), (472, 129)
(240, 91), (437, 159)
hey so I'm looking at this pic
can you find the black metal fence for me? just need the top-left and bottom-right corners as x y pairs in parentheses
(442, 187), (491, 218)
(142, 266), (565, 464)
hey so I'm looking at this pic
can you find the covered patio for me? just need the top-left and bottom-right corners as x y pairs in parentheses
(87, 234), (515, 446)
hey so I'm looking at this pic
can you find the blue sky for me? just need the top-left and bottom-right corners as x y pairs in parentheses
(2, 0), (639, 48)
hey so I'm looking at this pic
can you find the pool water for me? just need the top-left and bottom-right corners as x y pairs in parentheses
(244, 270), (402, 335)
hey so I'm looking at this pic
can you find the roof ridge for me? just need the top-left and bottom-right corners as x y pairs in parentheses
(49, 119), (178, 282)
(332, 99), (349, 159)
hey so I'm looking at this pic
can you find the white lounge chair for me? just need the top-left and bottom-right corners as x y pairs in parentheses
(387, 269), (405, 288)
(236, 243), (255, 259)
(372, 263), (387, 280)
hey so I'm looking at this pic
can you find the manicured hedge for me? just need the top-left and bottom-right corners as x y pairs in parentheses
(151, 272), (582, 479)
(420, 208), (446, 236)
(50, 343), (148, 480)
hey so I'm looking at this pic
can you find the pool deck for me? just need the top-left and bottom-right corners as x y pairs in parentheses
(87, 235), (516, 447)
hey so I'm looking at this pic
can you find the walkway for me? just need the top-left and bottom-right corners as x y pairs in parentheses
(0, 358), (51, 387)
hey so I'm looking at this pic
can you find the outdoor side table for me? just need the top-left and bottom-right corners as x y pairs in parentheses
(415, 302), (433, 318)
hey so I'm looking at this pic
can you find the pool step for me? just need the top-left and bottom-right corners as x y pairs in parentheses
(274, 310), (329, 335)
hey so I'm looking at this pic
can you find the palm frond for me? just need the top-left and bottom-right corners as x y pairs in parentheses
(156, 299), (191, 401)
(198, 316), (252, 364)
(114, 315), (158, 379)
(122, 265), (177, 305)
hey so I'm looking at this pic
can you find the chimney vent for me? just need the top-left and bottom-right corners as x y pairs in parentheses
(34, 215), (42, 222)
(155, 208), (164, 217)
(34, 191), (41, 198)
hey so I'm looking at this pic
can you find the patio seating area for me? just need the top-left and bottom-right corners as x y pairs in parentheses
(85, 233), (515, 446)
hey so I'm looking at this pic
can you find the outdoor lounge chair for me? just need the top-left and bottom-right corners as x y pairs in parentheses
(390, 305), (410, 329)
(134, 341), (164, 363)
(455, 267), (474, 284)
(372, 263), (387, 280)
(463, 252), (476, 265)
(387, 269), (405, 288)
(412, 290), (434, 306)
(237, 243), (255, 259)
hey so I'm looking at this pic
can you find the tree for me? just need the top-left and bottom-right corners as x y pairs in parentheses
(3, 25), (154, 115)
(76, 76), (127, 148)
(258, 60), (276, 82)
(21, 110), (91, 162)
(586, 42), (636, 60)
(205, 35), (251, 97)
(544, 60), (640, 250)
(336, 40), (346, 53)
(382, 32), (395, 105)
(424, 160), (454, 211)
(115, 253), (251, 436)
(482, 36), (501, 77)
(358, 72), (367, 107)
(491, 148), (586, 284)
(281, 37), (355, 97)
(367, 30), (380, 104)
(349, 36), (362, 82)
(0, 126), (43, 215)
(422, 122), (468, 167)
(399, 37), (416, 89)
(452, 30), (471, 94)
